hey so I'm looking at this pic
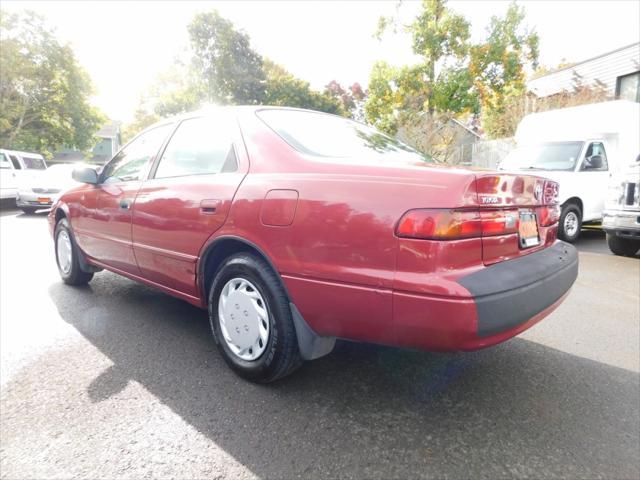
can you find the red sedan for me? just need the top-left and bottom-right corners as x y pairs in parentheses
(49, 107), (578, 383)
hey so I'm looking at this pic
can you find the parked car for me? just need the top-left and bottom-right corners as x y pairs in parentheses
(603, 155), (640, 256)
(0, 149), (48, 201)
(498, 101), (640, 242)
(17, 163), (84, 214)
(48, 107), (578, 383)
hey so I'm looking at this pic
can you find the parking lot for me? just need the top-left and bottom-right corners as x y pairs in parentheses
(1, 207), (638, 479)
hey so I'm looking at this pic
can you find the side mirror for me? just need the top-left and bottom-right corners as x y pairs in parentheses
(585, 155), (603, 170)
(72, 166), (99, 184)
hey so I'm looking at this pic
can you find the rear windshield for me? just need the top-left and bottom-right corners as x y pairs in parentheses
(21, 156), (47, 169)
(257, 109), (433, 164)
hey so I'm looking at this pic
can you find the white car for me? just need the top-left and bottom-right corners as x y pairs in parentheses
(16, 163), (83, 214)
(0, 149), (48, 201)
(499, 101), (640, 242)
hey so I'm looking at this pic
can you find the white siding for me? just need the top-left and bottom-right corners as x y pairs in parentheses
(528, 43), (640, 97)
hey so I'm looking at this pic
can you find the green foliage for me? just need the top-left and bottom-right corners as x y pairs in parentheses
(123, 8), (347, 140)
(366, 0), (476, 134)
(263, 60), (343, 115)
(469, 2), (539, 138)
(188, 11), (266, 105)
(367, 0), (539, 140)
(120, 104), (160, 144)
(0, 11), (105, 157)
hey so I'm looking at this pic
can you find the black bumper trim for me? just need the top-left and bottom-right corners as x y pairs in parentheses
(458, 242), (578, 337)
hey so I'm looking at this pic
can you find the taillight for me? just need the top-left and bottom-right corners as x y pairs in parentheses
(396, 209), (481, 240)
(539, 204), (561, 226)
(396, 208), (522, 240)
(480, 209), (519, 236)
(543, 180), (559, 205)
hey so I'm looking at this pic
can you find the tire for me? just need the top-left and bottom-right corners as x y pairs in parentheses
(54, 218), (94, 286)
(208, 252), (302, 383)
(607, 234), (640, 257)
(21, 207), (38, 215)
(558, 204), (582, 243)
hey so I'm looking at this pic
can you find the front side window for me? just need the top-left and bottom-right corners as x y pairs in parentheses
(257, 109), (433, 164)
(581, 142), (608, 171)
(21, 156), (46, 170)
(0, 153), (10, 169)
(154, 116), (237, 179)
(101, 124), (173, 183)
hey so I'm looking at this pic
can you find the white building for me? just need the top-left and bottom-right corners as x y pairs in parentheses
(528, 43), (639, 102)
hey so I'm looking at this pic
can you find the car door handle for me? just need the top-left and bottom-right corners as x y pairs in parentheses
(119, 199), (132, 210)
(200, 199), (221, 214)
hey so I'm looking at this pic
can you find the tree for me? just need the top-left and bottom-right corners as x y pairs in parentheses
(324, 81), (367, 120)
(132, 10), (346, 121)
(120, 103), (160, 144)
(469, 2), (539, 138)
(0, 11), (105, 156)
(263, 59), (343, 114)
(188, 11), (266, 105)
(366, 0), (477, 133)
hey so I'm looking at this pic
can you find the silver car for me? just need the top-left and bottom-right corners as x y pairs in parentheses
(16, 163), (83, 214)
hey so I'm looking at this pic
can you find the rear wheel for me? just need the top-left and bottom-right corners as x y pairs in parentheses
(55, 218), (94, 285)
(607, 234), (640, 257)
(208, 252), (302, 383)
(559, 204), (582, 243)
(21, 207), (38, 215)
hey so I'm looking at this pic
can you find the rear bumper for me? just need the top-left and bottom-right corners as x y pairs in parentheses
(393, 241), (578, 351)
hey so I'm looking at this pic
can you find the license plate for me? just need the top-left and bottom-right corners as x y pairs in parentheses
(519, 211), (540, 248)
(37, 197), (52, 204)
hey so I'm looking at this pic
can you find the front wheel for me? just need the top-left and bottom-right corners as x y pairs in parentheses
(558, 204), (582, 243)
(607, 234), (640, 257)
(55, 218), (94, 285)
(208, 253), (302, 383)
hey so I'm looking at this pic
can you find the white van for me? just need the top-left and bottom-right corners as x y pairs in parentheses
(498, 101), (640, 242)
(0, 149), (48, 201)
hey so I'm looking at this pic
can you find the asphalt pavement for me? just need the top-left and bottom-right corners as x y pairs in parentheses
(1, 207), (639, 479)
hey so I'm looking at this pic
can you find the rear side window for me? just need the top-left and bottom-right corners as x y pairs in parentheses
(257, 109), (433, 164)
(154, 116), (237, 179)
(21, 156), (46, 169)
(0, 153), (10, 169)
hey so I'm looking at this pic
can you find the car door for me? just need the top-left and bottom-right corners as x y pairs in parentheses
(132, 114), (248, 297)
(85, 123), (174, 274)
(577, 140), (611, 220)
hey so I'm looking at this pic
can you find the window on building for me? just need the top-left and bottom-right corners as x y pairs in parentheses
(616, 72), (640, 103)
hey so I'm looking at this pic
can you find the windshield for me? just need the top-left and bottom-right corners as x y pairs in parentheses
(257, 109), (433, 164)
(499, 142), (584, 171)
(21, 156), (47, 170)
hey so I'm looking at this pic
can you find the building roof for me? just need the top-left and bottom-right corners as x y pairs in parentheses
(96, 121), (121, 139)
(527, 42), (640, 98)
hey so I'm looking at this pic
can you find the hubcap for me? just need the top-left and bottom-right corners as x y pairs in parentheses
(56, 230), (73, 274)
(564, 211), (579, 237)
(218, 278), (270, 361)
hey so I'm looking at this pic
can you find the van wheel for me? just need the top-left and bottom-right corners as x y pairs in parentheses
(208, 253), (302, 383)
(607, 234), (640, 257)
(559, 204), (582, 242)
(55, 218), (94, 285)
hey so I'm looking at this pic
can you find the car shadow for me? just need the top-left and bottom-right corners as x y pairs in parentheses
(45, 274), (639, 478)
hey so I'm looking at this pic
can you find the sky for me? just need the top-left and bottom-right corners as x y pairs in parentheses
(2, 0), (639, 123)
